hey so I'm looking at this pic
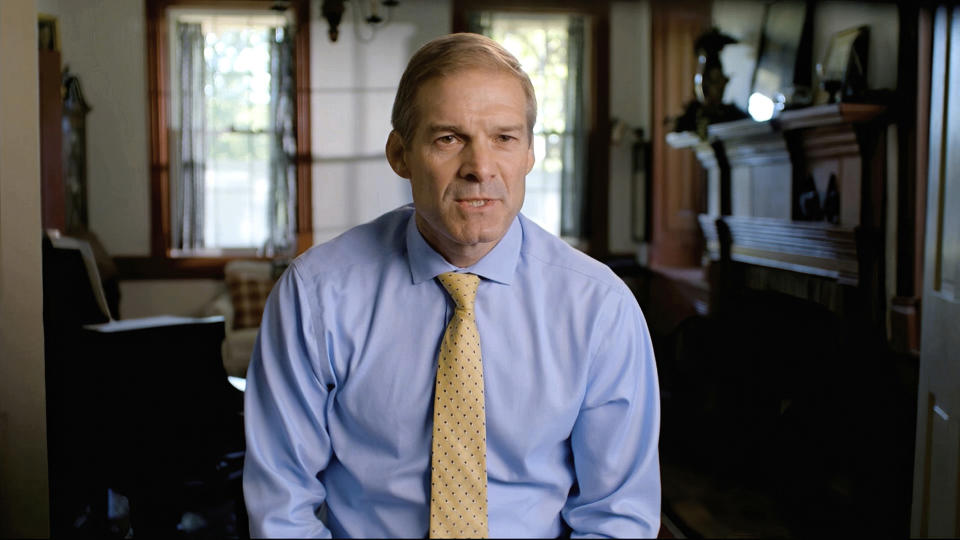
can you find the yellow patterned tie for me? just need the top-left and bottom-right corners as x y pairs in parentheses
(430, 272), (488, 539)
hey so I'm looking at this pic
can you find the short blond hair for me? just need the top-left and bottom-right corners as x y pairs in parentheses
(391, 32), (537, 144)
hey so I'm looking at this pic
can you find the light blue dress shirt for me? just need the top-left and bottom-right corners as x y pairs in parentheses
(243, 205), (661, 538)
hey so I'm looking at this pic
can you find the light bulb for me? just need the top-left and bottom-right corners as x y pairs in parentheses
(748, 92), (775, 122)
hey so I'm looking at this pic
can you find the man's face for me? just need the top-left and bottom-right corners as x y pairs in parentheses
(387, 68), (535, 265)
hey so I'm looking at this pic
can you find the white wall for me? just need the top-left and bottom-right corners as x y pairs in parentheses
(608, 0), (652, 255)
(309, 0), (450, 245)
(0, 0), (51, 536)
(119, 279), (225, 319)
(37, 0), (151, 257)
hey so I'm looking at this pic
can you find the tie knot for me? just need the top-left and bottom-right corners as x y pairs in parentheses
(437, 272), (480, 310)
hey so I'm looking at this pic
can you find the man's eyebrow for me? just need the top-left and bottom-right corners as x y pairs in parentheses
(424, 124), (526, 134)
(426, 124), (461, 134)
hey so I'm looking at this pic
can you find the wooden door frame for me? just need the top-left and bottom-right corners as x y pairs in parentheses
(911, 5), (959, 536)
(649, 0), (711, 268)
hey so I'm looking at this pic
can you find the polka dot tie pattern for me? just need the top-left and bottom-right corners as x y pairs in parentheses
(430, 272), (488, 539)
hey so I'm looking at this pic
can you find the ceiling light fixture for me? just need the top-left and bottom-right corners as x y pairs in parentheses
(322, 0), (399, 42)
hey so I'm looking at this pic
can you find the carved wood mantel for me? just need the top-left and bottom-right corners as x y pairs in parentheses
(667, 103), (888, 322)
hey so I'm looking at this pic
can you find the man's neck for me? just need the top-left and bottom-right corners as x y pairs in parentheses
(415, 218), (497, 268)
(440, 249), (490, 268)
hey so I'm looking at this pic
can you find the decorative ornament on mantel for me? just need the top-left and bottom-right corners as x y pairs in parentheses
(672, 27), (748, 139)
(322, 0), (400, 42)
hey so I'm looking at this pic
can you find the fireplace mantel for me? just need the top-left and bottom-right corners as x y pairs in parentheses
(667, 103), (889, 317)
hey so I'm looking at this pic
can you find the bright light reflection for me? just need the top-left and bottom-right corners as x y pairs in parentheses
(228, 376), (247, 392)
(748, 92), (775, 122)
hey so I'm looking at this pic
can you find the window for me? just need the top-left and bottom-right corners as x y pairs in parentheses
(145, 0), (311, 270)
(470, 12), (590, 239)
(169, 11), (294, 255)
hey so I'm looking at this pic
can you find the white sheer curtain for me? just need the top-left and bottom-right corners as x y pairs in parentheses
(560, 16), (586, 238)
(266, 25), (297, 256)
(173, 22), (206, 251)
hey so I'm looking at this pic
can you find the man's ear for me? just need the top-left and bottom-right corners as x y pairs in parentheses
(386, 131), (411, 179)
(525, 143), (535, 175)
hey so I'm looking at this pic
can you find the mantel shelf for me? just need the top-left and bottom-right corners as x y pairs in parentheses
(666, 103), (888, 149)
(771, 102), (887, 131)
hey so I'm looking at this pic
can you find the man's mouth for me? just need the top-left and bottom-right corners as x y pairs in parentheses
(458, 199), (494, 208)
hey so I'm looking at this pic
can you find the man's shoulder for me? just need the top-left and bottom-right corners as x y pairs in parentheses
(518, 214), (629, 295)
(291, 205), (412, 281)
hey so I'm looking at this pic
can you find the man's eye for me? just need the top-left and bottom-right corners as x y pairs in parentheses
(497, 135), (516, 143)
(437, 135), (457, 145)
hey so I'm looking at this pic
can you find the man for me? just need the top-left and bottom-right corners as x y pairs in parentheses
(243, 33), (660, 538)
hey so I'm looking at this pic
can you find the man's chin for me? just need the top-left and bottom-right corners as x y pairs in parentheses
(449, 219), (514, 246)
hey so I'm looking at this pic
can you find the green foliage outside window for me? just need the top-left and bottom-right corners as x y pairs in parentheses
(204, 27), (272, 161)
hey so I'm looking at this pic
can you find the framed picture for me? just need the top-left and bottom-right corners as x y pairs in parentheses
(814, 25), (869, 104)
(749, 1), (813, 111)
(37, 14), (60, 51)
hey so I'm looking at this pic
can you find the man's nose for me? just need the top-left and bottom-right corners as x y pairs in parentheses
(458, 140), (496, 182)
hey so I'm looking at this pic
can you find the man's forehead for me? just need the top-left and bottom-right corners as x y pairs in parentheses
(413, 70), (526, 111)
(417, 67), (524, 94)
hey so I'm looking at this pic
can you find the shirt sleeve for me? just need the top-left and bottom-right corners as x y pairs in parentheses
(243, 262), (337, 538)
(562, 290), (662, 538)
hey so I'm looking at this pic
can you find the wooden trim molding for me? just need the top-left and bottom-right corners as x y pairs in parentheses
(589, 11), (611, 257)
(294, 0), (313, 255)
(39, 49), (66, 231)
(144, 0), (312, 278)
(886, 5), (932, 357)
(650, 0), (712, 268)
(146, 0), (169, 258)
(914, 7), (933, 300)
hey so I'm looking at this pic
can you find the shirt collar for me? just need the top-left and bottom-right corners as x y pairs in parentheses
(405, 208), (522, 286)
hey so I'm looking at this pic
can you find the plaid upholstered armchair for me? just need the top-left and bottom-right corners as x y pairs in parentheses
(202, 259), (283, 377)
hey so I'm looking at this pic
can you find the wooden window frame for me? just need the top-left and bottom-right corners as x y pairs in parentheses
(451, 0), (611, 258)
(126, 0), (312, 279)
